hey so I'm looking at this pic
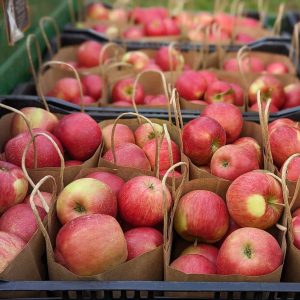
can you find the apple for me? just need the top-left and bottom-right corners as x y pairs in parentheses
(102, 124), (135, 150)
(85, 171), (125, 196)
(280, 156), (300, 182)
(122, 51), (150, 72)
(182, 116), (226, 165)
(230, 83), (244, 106)
(189, 100), (208, 105)
(143, 138), (180, 171)
(223, 56), (265, 73)
(0, 231), (26, 273)
(283, 83), (300, 109)
(72, 95), (96, 105)
(24, 191), (53, 211)
(239, 17), (260, 27)
(248, 75), (286, 109)
(0, 203), (46, 242)
(216, 227), (283, 276)
(163, 18), (181, 35)
(292, 216), (300, 250)
(266, 62), (289, 75)
(5, 129), (63, 168)
(250, 102), (279, 113)
(170, 254), (216, 275)
(268, 118), (299, 133)
(86, 3), (109, 20)
(0, 161), (28, 214)
(197, 70), (218, 85)
(204, 81), (236, 104)
(81, 74), (102, 100)
(134, 123), (163, 148)
(53, 113), (102, 161)
(143, 62), (162, 72)
(109, 8), (128, 22)
(51, 78), (85, 102)
(155, 46), (184, 72)
(211, 145), (259, 181)
(180, 244), (219, 264)
(123, 27), (145, 40)
(112, 101), (132, 106)
(269, 125), (300, 167)
(11, 107), (59, 137)
(77, 41), (104, 68)
(159, 169), (182, 179)
(202, 103), (243, 143)
(226, 170), (284, 229)
(174, 190), (229, 242)
(235, 33), (255, 44)
(55, 214), (127, 276)
(65, 160), (82, 167)
(145, 18), (166, 36)
(175, 71), (207, 100)
(111, 78), (145, 105)
(125, 227), (163, 260)
(118, 175), (172, 227)
(217, 218), (241, 246)
(144, 94), (167, 105)
(56, 178), (117, 225)
(103, 143), (151, 171)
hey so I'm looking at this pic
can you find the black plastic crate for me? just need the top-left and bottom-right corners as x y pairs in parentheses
(282, 11), (300, 36)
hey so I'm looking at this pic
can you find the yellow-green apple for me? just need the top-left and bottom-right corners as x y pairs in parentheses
(170, 254), (216, 274)
(248, 75), (286, 109)
(202, 103), (243, 143)
(292, 216), (300, 249)
(118, 175), (172, 227)
(0, 203), (46, 242)
(163, 18), (180, 35)
(250, 102), (279, 113)
(268, 118), (299, 133)
(85, 171), (125, 196)
(144, 94), (167, 105)
(0, 231), (26, 273)
(81, 74), (102, 100)
(204, 81), (236, 104)
(103, 143), (151, 170)
(56, 178), (117, 225)
(0, 161), (28, 213)
(24, 191), (52, 211)
(54, 214), (127, 276)
(226, 170), (283, 229)
(216, 227), (283, 276)
(283, 83), (300, 109)
(266, 62), (289, 75)
(175, 71), (207, 100)
(86, 3), (109, 20)
(210, 145), (259, 181)
(280, 156), (300, 182)
(197, 70), (218, 85)
(174, 190), (229, 242)
(143, 138), (180, 171)
(293, 208), (300, 218)
(145, 18), (167, 36)
(5, 129), (63, 168)
(154, 46), (184, 72)
(76, 41), (104, 68)
(53, 112), (102, 161)
(180, 243), (219, 264)
(230, 83), (244, 106)
(134, 123), (163, 148)
(182, 116), (226, 165)
(111, 78), (145, 104)
(11, 107), (59, 137)
(122, 51), (150, 72)
(125, 227), (163, 260)
(102, 124), (135, 150)
(65, 160), (82, 166)
(269, 125), (300, 167)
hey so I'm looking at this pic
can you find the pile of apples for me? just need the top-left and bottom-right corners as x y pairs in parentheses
(170, 169), (284, 276)
(182, 102), (262, 181)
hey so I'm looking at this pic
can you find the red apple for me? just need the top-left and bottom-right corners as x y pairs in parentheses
(86, 3), (109, 20)
(143, 138), (180, 171)
(248, 75), (286, 109)
(280, 156), (300, 182)
(24, 191), (52, 211)
(123, 27), (145, 40)
(103, 143), (151, 171)
(81, 74), (102, 100)
(155, 46), (184, 72)
(230, 83), (244, 106)
(223, 56), (265, 73)
(102, 124), (135, 150)
(143, 62), (162, 72)
(170, 254), (216, 274)
(5, 129), (63, 168)
(85, 171), (125, 196)
(55, 214), (127, 276)
(180, 244), (219, 264)
(183, 116), (226, 165)
(118, 175), (172, 227)
(0, 231), (26, 273)
(283, 83), (300, 109)
(51, 78), (85, 102)
(189, 100), (208, 105)
(175, 71), (207, 100)
(235, 33), (255, 44)
(65, 160), (82, 167)
(145, 18), (167, 36)
(56, 178), (117, 225)
(202, 103), (243, 143)
(174, 190), (229, 242)
(0, 203), (46, 242)
(292, 216), (300, 250)
(72, 95), (96, 105)
(112, 101), (132, 106)
(163, 18), (180, 35)
(197, 70), (218, 85)
(125, 227), (163, 260)
(134, 123), (163, 148)
(53, 112), (102, 161)
(109, 9), (128, 22)
(250, 102), (279, 113)
(0, 161), (28, 213)
(159, 169), (182, 179)
(226, 170), (283, 229)
(266, 62), (289, 75)
(111, 78), (145, 104)
(144, 94), (167, 105)
(122, 51), (150, 72)
(11, 107), (59, 137)
(216, 227), (282, 276)
(77, 41), (104, 68)
(205, 81), (236, 104)
(268, 118), (299, 133)
(217, 218), (241, 246)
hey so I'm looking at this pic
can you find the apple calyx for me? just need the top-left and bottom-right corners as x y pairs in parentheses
(74, 203), (86, 213)
(243, 244), (252, 259)
(125, 86), (133, 96)
(222, 161), (229, 168)
(0, 167), (7, 172)
(147, 183), (155, 190)
(260, 89), (273, 101)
